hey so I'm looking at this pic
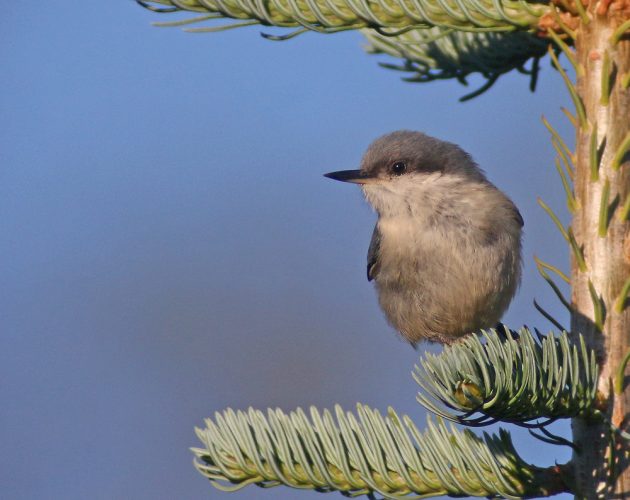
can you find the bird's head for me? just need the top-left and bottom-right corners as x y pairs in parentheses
(325, 130), (488, 216)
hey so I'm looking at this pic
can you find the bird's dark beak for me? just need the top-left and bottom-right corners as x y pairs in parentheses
(323, 169), (377, 185)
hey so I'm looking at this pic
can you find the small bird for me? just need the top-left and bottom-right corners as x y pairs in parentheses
(325, 130), (523, 346)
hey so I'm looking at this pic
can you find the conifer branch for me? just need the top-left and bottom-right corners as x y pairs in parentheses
(414, 328), (599, 426)
(192, 404), (572, 498)
(136, 0), (550, 35)
(365, 28), (547, 100)
(136, 0), (559, 97)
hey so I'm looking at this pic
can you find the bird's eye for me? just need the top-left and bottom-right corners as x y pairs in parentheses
(391, 161), (407, 176)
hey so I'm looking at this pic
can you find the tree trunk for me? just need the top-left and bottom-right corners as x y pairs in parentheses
(571, 6), (630, 497)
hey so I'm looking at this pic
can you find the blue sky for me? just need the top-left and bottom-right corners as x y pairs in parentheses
(2, 2), (574, 499)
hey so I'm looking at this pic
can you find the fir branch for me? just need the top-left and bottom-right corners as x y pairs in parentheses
(192, 404), (571, 498)
(136, 0), (552, 97)
(414, 328), (599, 426)
(136, 0), (550, 35)
(364, 28), (548, 100)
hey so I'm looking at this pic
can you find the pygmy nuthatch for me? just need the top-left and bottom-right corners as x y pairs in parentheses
(325, 130), (523, 346)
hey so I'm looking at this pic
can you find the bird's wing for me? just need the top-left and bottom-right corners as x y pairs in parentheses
(512, 205), (524, 227)
(367, 224), (381, 282)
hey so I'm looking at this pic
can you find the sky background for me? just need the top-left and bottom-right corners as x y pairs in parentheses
(3, 2), (575, 499)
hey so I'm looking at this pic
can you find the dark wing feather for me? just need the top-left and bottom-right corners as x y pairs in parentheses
(513, 206), (524, 227)
(367, 224), (381, 282)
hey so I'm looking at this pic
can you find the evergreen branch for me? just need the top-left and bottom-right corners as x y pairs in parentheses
(364, 28), (547, 99)
(136, 0), (549, 35)
(192, 404), (571, 498)
(414, 328), (599, 426)
(137, 0), (553, 97)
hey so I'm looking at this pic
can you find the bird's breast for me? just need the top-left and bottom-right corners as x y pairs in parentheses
(375, 216), (442, 282)
(377, 215), (457, 257)
(374, 211), (517, 286)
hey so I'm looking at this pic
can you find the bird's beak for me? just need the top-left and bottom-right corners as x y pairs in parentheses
(323, 169), (377, 184)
